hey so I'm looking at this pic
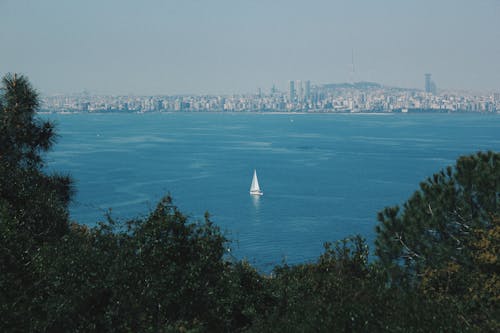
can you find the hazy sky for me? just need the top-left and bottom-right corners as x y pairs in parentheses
(1, 0), (499, 95)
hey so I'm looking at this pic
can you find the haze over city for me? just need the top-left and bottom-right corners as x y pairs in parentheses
(1, 0), (499, 95)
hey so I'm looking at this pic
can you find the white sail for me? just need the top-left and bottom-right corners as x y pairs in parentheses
(249, 169), (263, 195)
(250, 170), (260, 192)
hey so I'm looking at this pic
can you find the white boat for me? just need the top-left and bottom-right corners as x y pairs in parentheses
(249, 169), (263, 196)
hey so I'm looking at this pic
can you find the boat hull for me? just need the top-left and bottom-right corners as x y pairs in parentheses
(250, 190), (263, 196)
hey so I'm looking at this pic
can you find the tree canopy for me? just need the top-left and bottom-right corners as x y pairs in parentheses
(375, 151), (499, 278)
(0, 73), (73, 242)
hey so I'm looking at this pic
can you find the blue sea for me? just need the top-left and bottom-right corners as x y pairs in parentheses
(44, 112), (500, 271)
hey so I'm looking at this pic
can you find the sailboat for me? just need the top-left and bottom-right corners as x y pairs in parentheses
(249, 169), (263, 196)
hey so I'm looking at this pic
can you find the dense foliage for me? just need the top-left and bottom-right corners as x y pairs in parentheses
(1, 74), (498, 332)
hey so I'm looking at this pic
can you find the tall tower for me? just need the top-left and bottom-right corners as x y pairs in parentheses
(288, 80), (296, 101)
(425, 73), (432, 93)
(350, 49), (356, 84)
(296, 80), (303, 101)
(304, 80), (311, 100)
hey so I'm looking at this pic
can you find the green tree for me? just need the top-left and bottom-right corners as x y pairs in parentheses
(419, 216), (500, 331)
(375, 151), (499, 279)
(375, 151), (499, 331)
(0, 73), (73, 332)
(0, 73), (73, 242)
(29, 196), (233, 332)
(248, 236), (463, 333)
(1, 73), (53, 168)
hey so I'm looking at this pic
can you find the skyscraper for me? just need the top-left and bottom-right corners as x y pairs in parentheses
(425, 74), (432, 93)
(296, 80), (303, 101)
(304, 80), (311, 100)
(425, 73), (436, 94)
(288, 80), (295, 101)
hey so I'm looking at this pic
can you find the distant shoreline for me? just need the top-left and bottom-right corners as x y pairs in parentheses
(38, 109), (500, 115)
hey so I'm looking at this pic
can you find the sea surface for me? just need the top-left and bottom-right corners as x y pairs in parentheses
(44, 112), (500, 271)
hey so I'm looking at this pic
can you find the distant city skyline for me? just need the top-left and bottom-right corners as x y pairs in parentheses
(1, 0), (499, 95)
(41, 81), (500, 114)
